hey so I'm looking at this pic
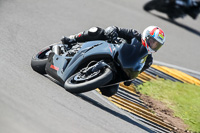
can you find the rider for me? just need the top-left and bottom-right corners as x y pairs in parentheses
(61, 26), (166, 96)
(170, 0), (200, 19)
(174, 0), (199, 7)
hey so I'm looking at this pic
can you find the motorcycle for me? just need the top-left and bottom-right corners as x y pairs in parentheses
(31, 38), (148, 94)
(143, 0), (200, 20)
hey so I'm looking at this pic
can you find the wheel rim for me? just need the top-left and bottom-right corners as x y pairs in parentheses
(36, 48), (51, 59)
(71, 69), (101, 83)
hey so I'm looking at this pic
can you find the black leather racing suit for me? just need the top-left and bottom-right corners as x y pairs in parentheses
(64, 26), (153, 97)
(70, 26), (153, 73)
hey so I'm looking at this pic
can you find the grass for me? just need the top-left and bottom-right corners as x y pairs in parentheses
(136, 79), (200, 133)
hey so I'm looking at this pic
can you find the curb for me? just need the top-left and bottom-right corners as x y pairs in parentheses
(97, 62), (200, 132)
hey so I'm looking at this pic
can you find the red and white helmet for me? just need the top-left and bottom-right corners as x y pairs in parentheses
(142, 26), (165, 54)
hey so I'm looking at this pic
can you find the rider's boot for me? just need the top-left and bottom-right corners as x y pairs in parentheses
(61, 36), (77, 48)
(62, 27), (106, 45)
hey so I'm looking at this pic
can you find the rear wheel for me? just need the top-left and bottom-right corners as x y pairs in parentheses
(64, 67), (113, 93)
(31, 45), (53, 74)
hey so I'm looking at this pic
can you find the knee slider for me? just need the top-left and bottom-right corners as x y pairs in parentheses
(99, 84), (119, 97)
(75, 27), (104, 42)
(88, 27), (101, 36)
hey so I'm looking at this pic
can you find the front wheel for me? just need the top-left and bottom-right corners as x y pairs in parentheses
(64, 68), (113, 93)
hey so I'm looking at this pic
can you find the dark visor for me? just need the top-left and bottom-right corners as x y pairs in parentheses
(147, 37), (162, 52)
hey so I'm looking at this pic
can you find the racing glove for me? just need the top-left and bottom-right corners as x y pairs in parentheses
(140, 54), (153, 73)
(104, 26), (118, 42)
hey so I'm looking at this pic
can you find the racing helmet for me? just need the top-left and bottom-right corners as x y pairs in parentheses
(142, 26), (165, 54)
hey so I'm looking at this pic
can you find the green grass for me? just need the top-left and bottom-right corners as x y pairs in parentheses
(136, 79), (200, 132)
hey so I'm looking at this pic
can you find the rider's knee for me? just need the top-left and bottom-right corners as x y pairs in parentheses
(99, 84), (119, 97)
(75, 27), (105, 42)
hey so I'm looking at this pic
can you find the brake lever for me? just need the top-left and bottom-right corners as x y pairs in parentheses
(110, 38), (122, 44)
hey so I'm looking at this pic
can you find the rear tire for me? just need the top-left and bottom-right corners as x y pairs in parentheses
(64, 68), (113, 93)
(31, 45), (52, 74)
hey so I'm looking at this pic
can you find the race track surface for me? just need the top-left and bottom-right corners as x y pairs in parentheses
(0, 0), (199, 133)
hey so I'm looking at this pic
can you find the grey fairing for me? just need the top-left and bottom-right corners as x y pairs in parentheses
(45, 41), (116, 84)
(117, 38), (148, 79)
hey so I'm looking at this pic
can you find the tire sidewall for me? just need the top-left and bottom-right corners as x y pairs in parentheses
(31, 45), (52, 74)
(64, 68), (113, 93)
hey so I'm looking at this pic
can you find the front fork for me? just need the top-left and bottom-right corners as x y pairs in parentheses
(92, 60), (112, 72)
(80, 60), (112, 76)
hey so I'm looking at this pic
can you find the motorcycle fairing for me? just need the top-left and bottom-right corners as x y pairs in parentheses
(117, 38), (148, 79)
(45, 52), (70, 84)
(45, 41), (116, 84)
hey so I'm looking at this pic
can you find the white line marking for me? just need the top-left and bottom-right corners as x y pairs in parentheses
(154, 60), (200, 75)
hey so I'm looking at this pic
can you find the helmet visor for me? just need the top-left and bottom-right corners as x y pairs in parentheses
(147, 37), (162, 52)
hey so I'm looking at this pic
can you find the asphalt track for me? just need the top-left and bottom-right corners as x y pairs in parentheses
(0, 0), (199, 133)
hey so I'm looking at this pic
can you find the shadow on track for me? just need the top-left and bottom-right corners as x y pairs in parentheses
(76, 93), (154, 133)
(149, 12), (200, 36)
(44, 74), (154, 132)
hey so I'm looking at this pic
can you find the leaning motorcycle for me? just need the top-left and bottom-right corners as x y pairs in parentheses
(31, 38), (148, 94)
(143, 0), (200, 19)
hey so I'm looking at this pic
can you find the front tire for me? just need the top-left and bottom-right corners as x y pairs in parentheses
(64, 68), (113, 93)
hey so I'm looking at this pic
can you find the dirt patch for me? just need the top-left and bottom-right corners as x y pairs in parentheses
(139, 94), (190, 133)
